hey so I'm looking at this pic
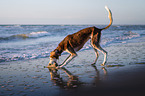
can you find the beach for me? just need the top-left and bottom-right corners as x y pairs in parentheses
(0, 37), (145, 96)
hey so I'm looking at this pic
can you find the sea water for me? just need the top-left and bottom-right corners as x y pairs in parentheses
(0, 25), (145, 63)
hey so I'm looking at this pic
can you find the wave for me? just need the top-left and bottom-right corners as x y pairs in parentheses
(0, 30), (142, 63)
(0, 52), (50, 63)
(101, 31), (140, 46)
(0, 31), (50, 41)
(116, 31), (140, 40)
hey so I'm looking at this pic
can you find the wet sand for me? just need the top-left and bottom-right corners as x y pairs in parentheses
(0, 38), (145, 96)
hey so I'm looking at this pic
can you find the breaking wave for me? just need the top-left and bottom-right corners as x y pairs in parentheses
(0, 31), (50, 41)
(101, 31), (140, 46)
(0, 25), (144, 63)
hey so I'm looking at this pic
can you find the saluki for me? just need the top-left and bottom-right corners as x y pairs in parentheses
(48, 6), (113, 68)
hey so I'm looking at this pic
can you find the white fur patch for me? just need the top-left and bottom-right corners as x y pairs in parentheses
(49, 58), (57, 64)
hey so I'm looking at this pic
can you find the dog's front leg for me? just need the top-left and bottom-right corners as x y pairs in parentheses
(58, 53), (77, 68)
(61, 54), (71, 65)
(57, 41), (77, 68)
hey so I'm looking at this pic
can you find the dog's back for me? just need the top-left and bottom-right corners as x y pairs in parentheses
(58, 27), (101, 51)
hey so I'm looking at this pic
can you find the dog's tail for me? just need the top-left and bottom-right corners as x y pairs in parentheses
(102, 6), (113, 30)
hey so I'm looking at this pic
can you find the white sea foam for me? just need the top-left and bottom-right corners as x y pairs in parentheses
(0, 25), (144, 63)
(28, 31), (50, 38)
(116, 31), (140, 40)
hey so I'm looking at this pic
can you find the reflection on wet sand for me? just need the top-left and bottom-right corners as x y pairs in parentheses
(91, 65), (107, 87)
(48, 67), (82, 89)
(48, 65), (107, 89)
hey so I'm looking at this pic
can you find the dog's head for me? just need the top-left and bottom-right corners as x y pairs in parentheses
(48, 49), (61, 65)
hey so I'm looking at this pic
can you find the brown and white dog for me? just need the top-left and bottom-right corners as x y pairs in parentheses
(48, 6), (113, 68)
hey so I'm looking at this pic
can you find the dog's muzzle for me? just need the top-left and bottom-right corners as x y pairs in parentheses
(48, 58), (58, 67)
(48, 61), (57, 65)
(48, 62), (58, 68)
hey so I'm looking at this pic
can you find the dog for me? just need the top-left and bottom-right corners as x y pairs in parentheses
(48, 6), (113, 68)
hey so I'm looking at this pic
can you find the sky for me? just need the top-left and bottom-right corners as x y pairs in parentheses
(0, 0), (145, 25)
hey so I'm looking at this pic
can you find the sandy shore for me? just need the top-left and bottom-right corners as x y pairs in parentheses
(0, 38), (145, 96)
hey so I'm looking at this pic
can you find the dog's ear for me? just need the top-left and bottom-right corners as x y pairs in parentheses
(50, 51), (55, 56)
(54, 49), (61, 56)
(55, 49), (59, 53)
(50, 50), (59, 59)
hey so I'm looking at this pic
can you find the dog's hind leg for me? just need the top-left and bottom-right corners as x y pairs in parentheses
(91, 41), (107, 66)
(96, 46), (107, 66)
(92, 48), (99, 65)
(92, 45), (107, 66)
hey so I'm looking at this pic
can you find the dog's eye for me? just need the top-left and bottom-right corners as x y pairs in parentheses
(55, 50), (59, 53)
(50, 58), (53, 60)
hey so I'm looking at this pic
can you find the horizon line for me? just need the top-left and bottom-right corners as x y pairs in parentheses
(0, 24), (145, 26)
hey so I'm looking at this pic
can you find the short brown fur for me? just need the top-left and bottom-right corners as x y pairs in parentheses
(48, 6), (113, 68)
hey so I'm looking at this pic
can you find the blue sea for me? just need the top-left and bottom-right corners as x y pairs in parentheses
(0, 25), (145, 63)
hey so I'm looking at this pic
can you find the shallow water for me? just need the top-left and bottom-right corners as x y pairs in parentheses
(0, 25), (145, 63)
(0, 39), (145, 96)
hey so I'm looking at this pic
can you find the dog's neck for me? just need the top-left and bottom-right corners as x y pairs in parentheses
(55, 47), (63, 56)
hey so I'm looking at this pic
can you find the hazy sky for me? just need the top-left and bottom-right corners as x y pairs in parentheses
(0, 0), (145, 25)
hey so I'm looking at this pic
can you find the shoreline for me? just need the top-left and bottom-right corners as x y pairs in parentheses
(0, 38), (145, 96)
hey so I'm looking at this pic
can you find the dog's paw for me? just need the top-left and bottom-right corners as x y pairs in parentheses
(47, 63), (58, 68)
(91, 63), (96, 65)
(100, 64), (105, 66)
(56, 66), (61, 69)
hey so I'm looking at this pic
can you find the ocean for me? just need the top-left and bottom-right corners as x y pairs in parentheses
(0, 25), (145, 63)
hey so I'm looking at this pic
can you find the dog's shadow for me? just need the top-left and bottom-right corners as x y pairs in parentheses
(47, 65), (107, 89)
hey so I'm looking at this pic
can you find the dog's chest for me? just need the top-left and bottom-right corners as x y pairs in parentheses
(74, 44), (84, 51)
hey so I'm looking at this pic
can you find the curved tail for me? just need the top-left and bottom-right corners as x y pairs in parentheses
(102, 6), (113, 30)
